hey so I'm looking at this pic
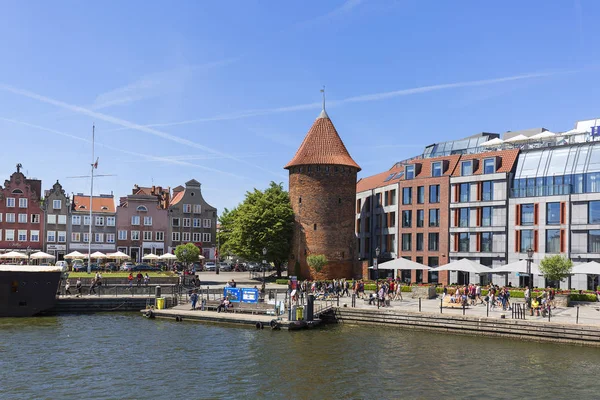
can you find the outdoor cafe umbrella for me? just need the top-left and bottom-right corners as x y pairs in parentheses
(492, 259), (542, 276)
(64, 251), (85, 259)
(504, 134), (529, 143)
(0, 251), (27, 259)
(377, 257), (430, 278)
(106, 251), (130, 260)
(159, 253), (177, 260)
(142, 253), (159, 260)
(433, 259), (492, 275)
(571, 261), (600, 275)
(198, 255), (205, 260)
(90, 251), (107, 259)
(30, 251), (56, 260)
(529, 130), (556, 140)
(480, 137), (504, 147)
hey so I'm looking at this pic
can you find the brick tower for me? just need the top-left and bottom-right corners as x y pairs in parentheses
(284, 106), (360, 280)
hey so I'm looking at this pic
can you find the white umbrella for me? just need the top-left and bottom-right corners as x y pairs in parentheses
(30, 251), (56, 260)
(492, 259), (542, 275)
(378, 257), (430, 270)
(530, 131), (556, 140)
(159, 253), (177, 260)
(571, 261), (600, 275)
(433, 258), (492, 274)
(504, 134), (530, 143)
(106, 251), (130, 259)
(561, 128), (587, 136)
(480, 137), (504, 147)
(0, 251), (27, 259)
(143, 253), (159, 260)
(198, 255), (205, 260)
(64, 251), (85, 259)
(90, 251), (107, 259)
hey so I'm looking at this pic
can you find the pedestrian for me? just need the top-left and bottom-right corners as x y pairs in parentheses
(395, 281), (403, 301)
(144, 273), (150, 286)
(136, 272), (143, 287)
(524, 286), (531, 309)
(89, 278), (97, 295)
(76, 278), (82, 297)
(128, 273), (134, 290)
(190, 290), (198, 310)
(342, 280), (350, 297)
(65, 280), (72, 296)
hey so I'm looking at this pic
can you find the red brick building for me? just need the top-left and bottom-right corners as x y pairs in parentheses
(0, 164), (44, 256)
(285, 108), (360, 279)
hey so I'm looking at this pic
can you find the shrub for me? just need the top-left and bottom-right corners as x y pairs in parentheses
(401, 286), (412, 292)
(569, 293), (598, 302)
(275, 279), (289, 285)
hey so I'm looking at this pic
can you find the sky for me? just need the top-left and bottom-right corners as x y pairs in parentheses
(1, 0), (599, 214)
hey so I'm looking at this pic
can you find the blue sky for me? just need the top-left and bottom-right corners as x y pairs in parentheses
(0, 0), (599, 213)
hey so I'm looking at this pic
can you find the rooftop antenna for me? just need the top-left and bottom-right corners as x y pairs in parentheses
(321, 86), (326, 111)
(318, 86), (329, 119)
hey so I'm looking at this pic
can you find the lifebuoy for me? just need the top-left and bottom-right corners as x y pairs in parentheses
(144, 310), (155, 319)
(175, 315), (183, 322)
(270, 319), (280, 330)
(255, 322), (263, 330)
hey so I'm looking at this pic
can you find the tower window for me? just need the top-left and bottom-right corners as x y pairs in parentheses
(299, 197), (302, 204)
(316, 166), (320, 172)
(338, 198), (341, 204)
(314, 224), (317, 230)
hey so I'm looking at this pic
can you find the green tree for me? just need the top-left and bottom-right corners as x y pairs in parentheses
(307, 254), (328, 274)
(175, 243), (200, 268)
(539, 255), (573, 283)
(218, 182), (294, 278)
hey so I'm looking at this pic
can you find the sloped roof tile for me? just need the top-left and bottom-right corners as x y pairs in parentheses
(451, 149), (520, 176)
(72, 195), (115, 213)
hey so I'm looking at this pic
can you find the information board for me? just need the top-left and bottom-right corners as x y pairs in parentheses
(241, 288), (259, 304)
(223, 287), (241, 302)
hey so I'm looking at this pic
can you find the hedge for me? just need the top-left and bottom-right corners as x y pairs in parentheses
(275, 279), (289, 285)
(569, 293), (598, 302)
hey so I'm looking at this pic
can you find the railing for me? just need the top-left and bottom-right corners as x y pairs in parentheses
(510, 184), (572, 198)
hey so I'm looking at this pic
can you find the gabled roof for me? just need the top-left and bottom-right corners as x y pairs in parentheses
(451, 149), (519, 176)
(170, 191), (185, 206)
(72, 195), (115, 213)
(356, 166), (402, 193)
(186, 179), (200, 187)
(284, 110), (360, 171)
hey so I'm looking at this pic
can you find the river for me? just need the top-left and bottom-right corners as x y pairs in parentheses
(0, 314), (598, 399)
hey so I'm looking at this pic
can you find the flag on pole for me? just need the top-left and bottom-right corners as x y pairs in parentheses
(93, 157), (99, 169)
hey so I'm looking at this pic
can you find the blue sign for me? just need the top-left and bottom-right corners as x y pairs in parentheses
(241, 288), (259, 304)
(592, 126), (600, 137)
(223, 287), (241, 303)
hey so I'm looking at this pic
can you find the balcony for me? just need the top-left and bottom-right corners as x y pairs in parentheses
(510, 184), (571, 198)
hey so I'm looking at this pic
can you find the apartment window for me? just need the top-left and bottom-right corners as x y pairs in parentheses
(203, 219), (212, 228)
(72, 215), (81, 225)
(390, 189), (397, 205)
(483, 158), (495, 174)
(143, 231), (153, 241)
(156, 232), (164, 241)
(84, 216), (91, 225)
(521, 204), (534, 225)
(520, 230), (534, 252)
(401, 233), (412, 251)
(428, 256), (439, 268)
(47, 214), (56, 224)
(18, 213), (27, 223)
(193, 204), (201, 214)
(429, 185), (440, 203)
(19, 198), (27, 208)
(6, 197), (15, 207)
(58, 215), (67, 224)
(94, 233), (103, 243)
(144, 216), (152, 226)
(431, 161), (442, 177)
(106, 216), (115, 226)
(106, 234), (115, 244)
(30, 230), (39, 242)
(202, 233), (211, 242)
(416, 210), (424, 227)
(589, 230), (600, 253)
(546, 229), (560, 253)
(0, 214), (2, 223)
(57, 231), (66, 243)
(461, 161), (473, 176)
(5, 230), (14, 241)
(192, 232), (201, 242)
(481, 232), (493, 252)
(429, 209), (440, 227)
(118, 230), (127, 240)
(482, 181), (493, 201)
(375, 193), (381, 207)
(428, 233), (439, 251)
(402, 210), (412, 228)
(182, 232), (191, 242)
(172, 218), (180, 227)
(183, 218), (191, 227)
(183, 204), (192, 213)
(72, 232), (81, 242)
(459, 208), (469, 227)
(417, 186), (425, 204)
(387, 212), (395, 228)
(95, 216), (104, 226)
(459, 183), (470, 202)
(589, 201), (600, 224)
(53, 200), (61, 209)
(416, 233), (424, 251)
(193, 218), (201, 227)
(30, 214), (39, 223)
(405, 165), (415, 180)
(131, 231), (140, 241)
(172, 232), (180, 242)
(402, 187), (412, 205)
(6, 213), (15, 223)
(47, 231), (56, 242)
(131, 216), (140, 225)
(18, 230), (27, 241)
(459, 233), (470, 252)
(482, 207), (492, 227)
(547, 203), (561, 225)
(83, 233), (90, 243)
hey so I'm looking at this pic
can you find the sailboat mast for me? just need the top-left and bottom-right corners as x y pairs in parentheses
(88, 125), (94, 274)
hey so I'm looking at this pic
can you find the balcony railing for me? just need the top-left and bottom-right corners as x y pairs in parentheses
(510, 184), (571, 198)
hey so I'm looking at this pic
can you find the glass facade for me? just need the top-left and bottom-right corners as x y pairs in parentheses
(546, 203), (560, 225)
(482, 181), (493, 201)
(482, 207), (492, 227)
(546, 229), (560, 253)
(423, 134), (494, 158)
(590, 201), (600, 224)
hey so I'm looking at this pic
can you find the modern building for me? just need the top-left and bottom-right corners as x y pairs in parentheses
(68, 194), (117, 254)
(167, 179), (217, 260)
(116, 185), (169, 262)
(448, 149), (520, 285)
(0, 164), (44, 256)
(285, 107), (361, 279)
(42, 180), (70, 260)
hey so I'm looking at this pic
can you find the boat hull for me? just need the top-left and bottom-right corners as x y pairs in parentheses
(0, 270), (62, 317)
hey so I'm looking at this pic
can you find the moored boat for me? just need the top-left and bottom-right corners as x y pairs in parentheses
(0, 265), (62, 317)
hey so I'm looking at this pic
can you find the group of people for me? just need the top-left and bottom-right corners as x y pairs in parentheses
(127, 272), (150, 288)
(525, 286), (556, 316)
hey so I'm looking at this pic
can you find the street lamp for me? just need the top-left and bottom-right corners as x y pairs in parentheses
(375, 246), (380, 309)
(26, 246), (31, 265)
(262, 247), (267, 284)
(526, 247), (534, 288)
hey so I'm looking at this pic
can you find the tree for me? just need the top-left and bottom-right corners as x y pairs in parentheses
(539, 255), (573, 283)
(175, 243), (200, 268)
(307, 254), (328, 274)
(218, 182), (294, 278)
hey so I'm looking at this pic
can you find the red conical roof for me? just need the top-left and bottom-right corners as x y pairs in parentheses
(284, 110), (361, 171)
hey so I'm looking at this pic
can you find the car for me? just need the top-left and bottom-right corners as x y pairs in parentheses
(120, 262), (135, 271)
(204, 262), (216, 271)
(191, 262), (203, 273)
(219, 262), (231, 271)
(131, 264), (161, 272)
(73, 263), (101, 272)
(104, 262), (119, 272)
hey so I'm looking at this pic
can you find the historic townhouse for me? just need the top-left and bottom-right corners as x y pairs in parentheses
(68, 194), (117, 254)
(42, 180), (70, 260)
(0, 164), (44, 256)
